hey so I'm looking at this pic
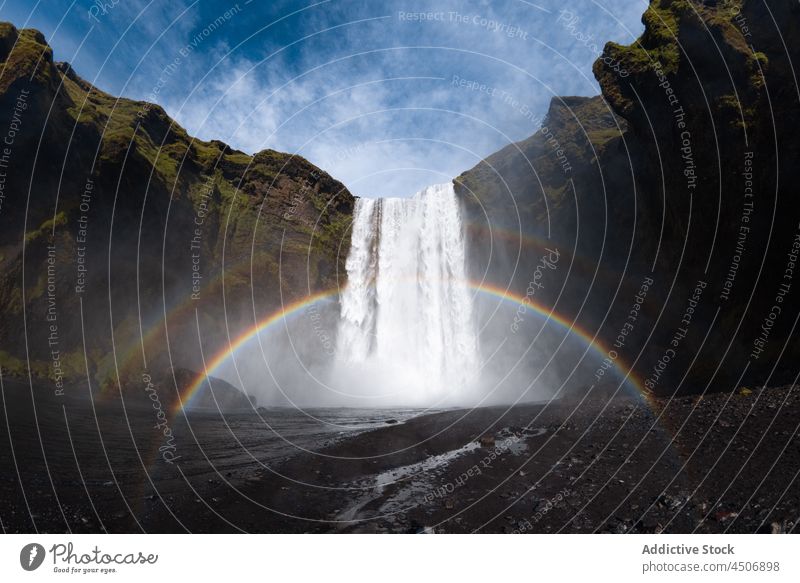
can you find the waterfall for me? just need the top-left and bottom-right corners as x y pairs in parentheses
(337, 183), (478, 402)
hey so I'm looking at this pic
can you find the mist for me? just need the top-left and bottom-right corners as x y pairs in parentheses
(209, 181), (629, 409)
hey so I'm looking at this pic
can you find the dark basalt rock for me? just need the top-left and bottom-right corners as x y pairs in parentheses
(0, 23), (354, 406)
(455, 0), (800, 396)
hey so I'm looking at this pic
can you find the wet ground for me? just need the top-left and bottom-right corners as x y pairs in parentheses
(0, 377), (419, 532)
(1, 379), (798, 533)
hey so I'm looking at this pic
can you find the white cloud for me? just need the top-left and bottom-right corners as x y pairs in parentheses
(24, 0), (647, 197)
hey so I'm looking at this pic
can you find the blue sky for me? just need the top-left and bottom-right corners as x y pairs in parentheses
(0, 0), (646, 197)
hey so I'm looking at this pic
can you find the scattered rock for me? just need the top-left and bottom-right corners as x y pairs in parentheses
(714, 510), (739, 523)
(764, 520), (787, 534)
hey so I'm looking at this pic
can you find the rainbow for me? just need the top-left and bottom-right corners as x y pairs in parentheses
(475, 281), (643, 386)
(171, 289), (339, 414)
(173, 283), (645, 414)
(113, 222), (594, 403)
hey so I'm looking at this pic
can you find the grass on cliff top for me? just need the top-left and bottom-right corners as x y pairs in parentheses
(0, 22), (251, 190)
(604, 0), (692, 77)
(607, 0), (757, 77)
(0, 22), (345, 205)
(0, 24), (53, 90)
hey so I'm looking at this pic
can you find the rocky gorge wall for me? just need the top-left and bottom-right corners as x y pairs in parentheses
(0, 23), (353, 400)
(455, 0), (800, 396)
(2, 0), (798, 402)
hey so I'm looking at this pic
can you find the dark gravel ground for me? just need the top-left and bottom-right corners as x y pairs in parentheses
(1, 379), (797, 533)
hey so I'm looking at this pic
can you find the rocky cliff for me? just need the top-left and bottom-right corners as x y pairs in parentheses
(2, 0), (798, 402)
(456, 0), (800, 396)
(0, 23), (353, 399)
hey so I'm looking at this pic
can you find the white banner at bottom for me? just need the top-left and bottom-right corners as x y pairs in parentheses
(0, 534), (797, 582)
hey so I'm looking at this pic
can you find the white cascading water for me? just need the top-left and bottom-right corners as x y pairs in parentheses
(336, 182), (479, 404)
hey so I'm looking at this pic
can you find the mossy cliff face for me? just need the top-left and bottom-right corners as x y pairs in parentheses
(456, 0), (800, 395)
(0, 23), (353, 394)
